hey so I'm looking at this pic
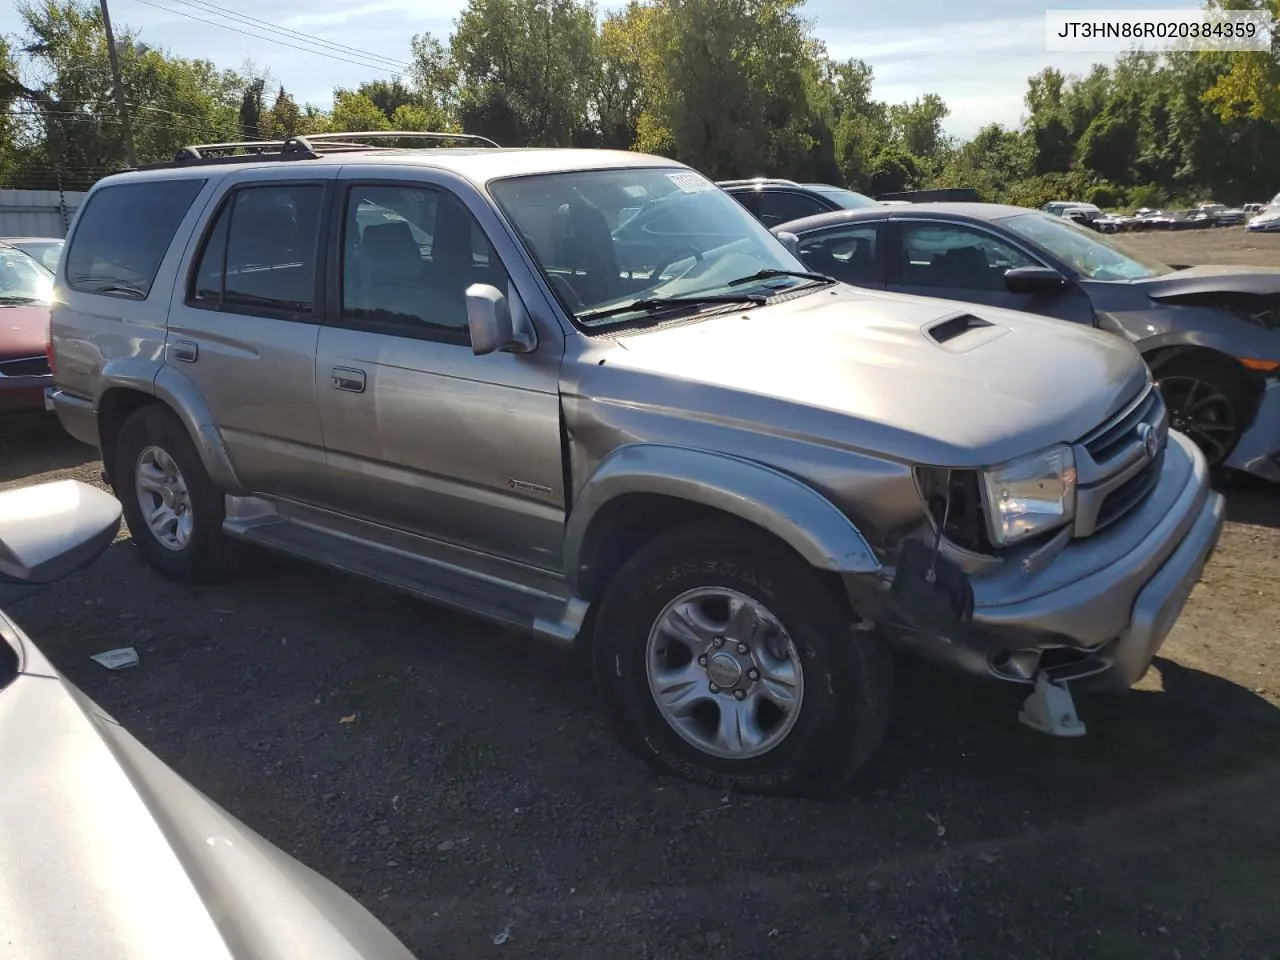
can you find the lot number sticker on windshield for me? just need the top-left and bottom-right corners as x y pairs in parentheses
(666, 172), (714, 193)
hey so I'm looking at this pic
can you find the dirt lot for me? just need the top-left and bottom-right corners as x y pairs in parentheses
(4, 231), (1279, 959)
(1114, 223), (1280, 267)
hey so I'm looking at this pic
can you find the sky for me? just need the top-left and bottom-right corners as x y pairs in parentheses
(1, 0), (1210, 139)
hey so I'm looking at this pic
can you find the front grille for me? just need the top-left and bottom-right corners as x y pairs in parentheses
(1081, 386), (1162, 464)
(1096, 450), (1163, 530)
(0, 355), (50, 378)
(1073, 383), (1168, 537)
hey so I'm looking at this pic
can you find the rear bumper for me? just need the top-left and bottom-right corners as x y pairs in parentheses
(0, 372), (53, 416)
(45, 387), (99, 447)
(887, 431), (1223, 689)
(1224, 378), (1280, 483)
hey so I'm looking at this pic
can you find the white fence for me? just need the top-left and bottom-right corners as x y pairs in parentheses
(0, 189), (87, 238)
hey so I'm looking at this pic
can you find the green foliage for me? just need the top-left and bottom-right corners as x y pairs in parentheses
(1, 0), (1274, 208)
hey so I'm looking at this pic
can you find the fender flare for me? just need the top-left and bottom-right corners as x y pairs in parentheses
(96, 359), (244, 494)
(563, 443), (881, 597)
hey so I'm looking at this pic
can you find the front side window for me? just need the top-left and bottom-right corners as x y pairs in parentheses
(807, 186), (880, 211)
(189, 183), (324, 314)
(489, 166), (817, 328)
(340, 184), (507, 341)
(899, 222), (1037, 291)
(999, 211), (1172, 281)
(66, 178), (205, 299)
(798, 224), (883, 287)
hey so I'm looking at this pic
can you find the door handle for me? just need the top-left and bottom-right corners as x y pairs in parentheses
(331, 366), (366, 393)
(171, 339), (198, 363)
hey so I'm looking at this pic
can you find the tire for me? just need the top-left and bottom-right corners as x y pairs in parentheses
(1153, 354), (1253, 471)
(591, 519), (893, 798)
(114, 403), (228, 583)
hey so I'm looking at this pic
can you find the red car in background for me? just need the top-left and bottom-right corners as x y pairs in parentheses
(0, 244), (55, 419)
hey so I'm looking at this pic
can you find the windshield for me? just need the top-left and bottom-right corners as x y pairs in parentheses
(488, 167), (816, 327)
(1000, 211), (1174, 281)
(0, 248), (54, 302)
(807, 186), (880, 210)
(10, 240), (65, 274)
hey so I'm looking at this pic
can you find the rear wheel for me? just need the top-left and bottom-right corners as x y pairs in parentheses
(114, 404), (228, 583)
(592, 520), (893, 797)
(1154, 354), (1253, 470)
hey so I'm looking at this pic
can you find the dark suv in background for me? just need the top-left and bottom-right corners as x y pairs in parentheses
(717, 178), (881, 227)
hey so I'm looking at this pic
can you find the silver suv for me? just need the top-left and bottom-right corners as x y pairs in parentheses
(48, 133), (1224, 796)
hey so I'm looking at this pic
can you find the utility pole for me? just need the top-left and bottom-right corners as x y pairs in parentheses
(98, 0), (137, 168)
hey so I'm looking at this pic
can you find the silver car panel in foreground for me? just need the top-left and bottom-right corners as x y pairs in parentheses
(0, 480), (419, 960)
(47, 135), (1224, 796)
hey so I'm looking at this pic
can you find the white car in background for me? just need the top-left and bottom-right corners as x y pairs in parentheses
(1247, 194), (1280, 233)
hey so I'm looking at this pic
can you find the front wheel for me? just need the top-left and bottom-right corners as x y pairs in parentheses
(592, 520), (893, 797)
(1154, 355), (1253, 470)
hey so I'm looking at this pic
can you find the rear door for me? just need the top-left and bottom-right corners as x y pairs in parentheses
(164, 168), (336, 502)
(886, 219), (1096, 324)
(313, 173), (566, 572)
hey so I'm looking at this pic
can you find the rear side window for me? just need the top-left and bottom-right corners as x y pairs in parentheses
(65, 179), (205, 299)
(188, 183), (324, 315)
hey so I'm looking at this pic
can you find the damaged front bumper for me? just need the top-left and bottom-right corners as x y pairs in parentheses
(880, 430), (1224, 691)
(1224, 377), (1280, 483)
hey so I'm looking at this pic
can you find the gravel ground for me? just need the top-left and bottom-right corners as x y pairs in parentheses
(4, 232), (1279, 959)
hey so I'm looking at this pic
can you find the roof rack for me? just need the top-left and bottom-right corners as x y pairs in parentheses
(715, 177), (801, 188)
(139, 131), (501, 170)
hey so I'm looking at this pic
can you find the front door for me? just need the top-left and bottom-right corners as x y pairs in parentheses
(314, 177), (566, 572)
(164, 172), (334, 502)
(887, 220), (1096, 324)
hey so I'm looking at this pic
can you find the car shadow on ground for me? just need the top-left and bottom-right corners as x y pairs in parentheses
(1217, 473), (1279, 529)
(17, 535), (1280, 918)
(0, 418), (97, 486)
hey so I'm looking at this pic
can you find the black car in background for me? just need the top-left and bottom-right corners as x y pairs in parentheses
(772, 202), (1280, 481)
(716, 178), (881, 227)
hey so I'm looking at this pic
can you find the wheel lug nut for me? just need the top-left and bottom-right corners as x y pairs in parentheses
(709, 682), (719, 694)
(747, 668), (759, 681)
(737, 643), (749, 654)
(698, 654), (707, 666)
(713, 637), (724, 648)
(734, 690), (746, 701)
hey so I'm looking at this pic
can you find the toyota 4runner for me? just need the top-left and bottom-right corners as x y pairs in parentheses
(47, 133), (1225, 796)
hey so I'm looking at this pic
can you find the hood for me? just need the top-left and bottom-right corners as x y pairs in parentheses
(578, 284), (1148, 468)
(0, 301), (51, 359)
(0, 611), (418, 960)
(1131, 265), (1280, 300)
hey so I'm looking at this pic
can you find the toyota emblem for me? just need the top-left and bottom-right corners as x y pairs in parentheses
(1137, 422), (1159, 460)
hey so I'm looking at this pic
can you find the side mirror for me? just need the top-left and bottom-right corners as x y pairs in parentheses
(775, 231), (802, 258)
(0, 480), (121, 590)
(1004, 265), (1068, 295)
(467, 283), (532, 356)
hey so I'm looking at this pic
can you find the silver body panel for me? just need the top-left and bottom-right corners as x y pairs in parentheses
(48, 148), (1222, 690)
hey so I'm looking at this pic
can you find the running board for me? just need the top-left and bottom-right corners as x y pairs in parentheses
(222, 496), (588, 648)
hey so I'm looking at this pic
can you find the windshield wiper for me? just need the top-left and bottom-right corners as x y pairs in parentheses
(726, 268), (835, 287)
(578, 293), (767, 323)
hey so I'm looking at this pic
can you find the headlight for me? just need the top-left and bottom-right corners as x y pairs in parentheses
(981, 444), (1077, 547)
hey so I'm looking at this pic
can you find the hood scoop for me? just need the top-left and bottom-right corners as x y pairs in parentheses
(924, 312), (1007, 352)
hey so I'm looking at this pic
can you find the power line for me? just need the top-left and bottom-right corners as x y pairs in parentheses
(125, 0), (409, 74)
(161, 0), (410, 70)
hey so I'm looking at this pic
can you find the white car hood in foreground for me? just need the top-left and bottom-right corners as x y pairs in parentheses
(0, 611), (417, 960)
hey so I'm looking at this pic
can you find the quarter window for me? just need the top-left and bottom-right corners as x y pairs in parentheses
(899, 222), (1037, 291)
(340, 185), (507, 341)
(65, 179), (205, 299)
(189, 183), (324, 314)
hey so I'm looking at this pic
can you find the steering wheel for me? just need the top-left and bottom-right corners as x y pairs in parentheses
(648, 245), (704, 285)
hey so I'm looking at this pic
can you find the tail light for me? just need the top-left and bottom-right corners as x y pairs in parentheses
(46, 327), (56, 375)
